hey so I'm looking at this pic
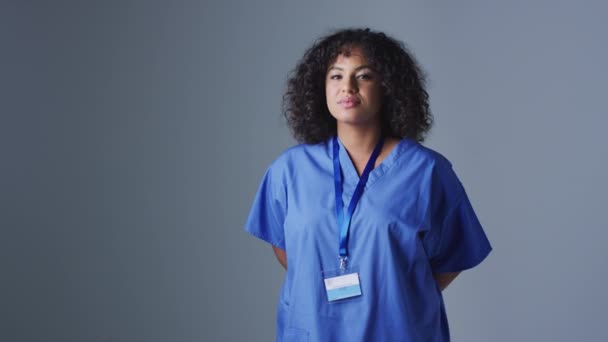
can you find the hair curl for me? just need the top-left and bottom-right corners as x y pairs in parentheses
(282, 27), (433, 144)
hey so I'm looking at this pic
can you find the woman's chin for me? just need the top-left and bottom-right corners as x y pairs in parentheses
(334, 115), (378, 128)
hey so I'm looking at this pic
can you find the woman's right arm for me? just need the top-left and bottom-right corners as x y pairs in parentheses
(272, 246), (287, 270)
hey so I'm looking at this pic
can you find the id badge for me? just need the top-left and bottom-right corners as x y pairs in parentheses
(322, 267), (362, 302)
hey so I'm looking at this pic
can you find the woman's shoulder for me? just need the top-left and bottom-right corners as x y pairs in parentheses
(400, 138), (454, 170)
(264, 140), (330, 176)
(270, 140), (329, 167)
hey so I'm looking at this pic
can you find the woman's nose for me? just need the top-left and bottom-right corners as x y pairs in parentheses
(341, 77), (358, 93)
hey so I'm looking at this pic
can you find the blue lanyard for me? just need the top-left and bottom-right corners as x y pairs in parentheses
(332, 135), (385, 269)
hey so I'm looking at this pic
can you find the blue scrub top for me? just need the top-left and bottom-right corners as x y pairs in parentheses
(244, 136), (492, 342)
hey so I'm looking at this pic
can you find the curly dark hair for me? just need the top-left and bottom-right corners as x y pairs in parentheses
(282, 27), (433, 144)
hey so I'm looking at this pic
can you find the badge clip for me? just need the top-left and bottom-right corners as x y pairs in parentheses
(339, 256), (348, 270)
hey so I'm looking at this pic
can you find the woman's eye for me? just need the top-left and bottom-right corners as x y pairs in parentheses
(329, 73), (372, 80)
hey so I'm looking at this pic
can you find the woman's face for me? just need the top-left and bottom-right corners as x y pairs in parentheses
(325, 46), (383, 128)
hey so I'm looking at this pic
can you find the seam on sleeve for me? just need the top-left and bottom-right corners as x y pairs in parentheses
(432, 243), (492, 273)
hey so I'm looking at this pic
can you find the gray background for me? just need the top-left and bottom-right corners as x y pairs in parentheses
(1, 0), (606, 341)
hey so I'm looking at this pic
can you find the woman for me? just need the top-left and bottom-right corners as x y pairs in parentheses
(244, 27), (492, 341)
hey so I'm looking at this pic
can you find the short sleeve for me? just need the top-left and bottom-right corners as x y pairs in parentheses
(243, 163), (287, 250)
(423, 159), (492, 273)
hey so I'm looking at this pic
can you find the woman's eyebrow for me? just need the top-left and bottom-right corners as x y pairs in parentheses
(327, 65), (374, 72)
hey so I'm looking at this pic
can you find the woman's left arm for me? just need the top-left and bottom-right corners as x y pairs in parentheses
(433, 272), (461, 291)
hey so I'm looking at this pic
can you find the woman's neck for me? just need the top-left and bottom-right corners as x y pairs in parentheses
(336, 124), (383, 157)
(336, 122), (400, 176)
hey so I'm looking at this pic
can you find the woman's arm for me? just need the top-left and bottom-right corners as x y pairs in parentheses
(433, 272), (460, 291)
(272, 246), (287, 270)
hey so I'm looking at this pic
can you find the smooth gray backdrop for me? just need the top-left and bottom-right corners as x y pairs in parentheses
(2, 1), (606, 341)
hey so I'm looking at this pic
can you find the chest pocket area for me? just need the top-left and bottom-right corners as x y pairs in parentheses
(386, 219), (430, 273)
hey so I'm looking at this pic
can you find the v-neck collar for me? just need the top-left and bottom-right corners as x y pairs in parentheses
(334, 135), (412, 191)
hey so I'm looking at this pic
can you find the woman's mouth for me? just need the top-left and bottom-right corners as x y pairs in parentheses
(339, 98), (361, 108)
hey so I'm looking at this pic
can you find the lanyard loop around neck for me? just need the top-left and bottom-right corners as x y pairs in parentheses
(332, 135), (385, 268)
